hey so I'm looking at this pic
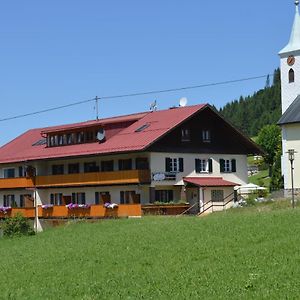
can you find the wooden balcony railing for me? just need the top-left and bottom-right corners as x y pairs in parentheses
(0, 204), (142, 218)
(35, 170), (151, 187)
(0, 170), (151, 189)
(0, 177), (34, 189)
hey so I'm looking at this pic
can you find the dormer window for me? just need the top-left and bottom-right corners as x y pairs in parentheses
(202, 130), (211, 143)
(181, 128), (191, 142)
(46, 126), (103, 147)
(289, 68), (295, 83)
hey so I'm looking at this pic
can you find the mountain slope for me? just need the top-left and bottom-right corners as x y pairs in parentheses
(219, 69), (281, 137)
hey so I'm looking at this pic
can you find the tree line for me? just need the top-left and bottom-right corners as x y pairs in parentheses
(219, 69), (281, 137)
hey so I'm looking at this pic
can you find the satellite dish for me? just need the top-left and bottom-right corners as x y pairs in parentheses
(97, 128), (106, 142)
(179, 97), (188, 107)
(150, 100), (157, 111)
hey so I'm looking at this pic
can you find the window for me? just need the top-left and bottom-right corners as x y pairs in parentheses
(20, 194), (32, 208)
(85, 131), (95, 142)
(68, 163), (80, 174)
(95, 192), (110, 205)
(72, 193), (86, 204)
(58, 135), (64, 145)
(211, 190), (224, 202)
(84, 162), (99, 173)
(3, 195), (16, 207)
(136, 158), (149, 170)
(101, 160), (114, 172)
(32, 138), (47, 146)
(19, 166), (25, 177)
(50, 193), (63, 205)
(135, 124), (150, 132)
(289, 68), (295, 83)
(181, 128), (191, 142)
(118, 159), (132, 171)
(155, 190), (174, 203)
(76, 132), (84, 144)
(67, 134), (73, 145)
(165, 158), (184, 173)
(195, 159), (213, 173)
(54, 135), (59, 146)
(3, 168), (15, 178)
(202, 130), (211, 143)
(219, 159), (236, 173)
(52, 164), (64, 175)
(120, 191), (140, 204)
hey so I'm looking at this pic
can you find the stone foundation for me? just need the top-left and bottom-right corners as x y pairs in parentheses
(284, 188), (300, 198)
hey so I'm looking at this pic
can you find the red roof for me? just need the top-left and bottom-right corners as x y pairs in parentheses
(183, 177), (239, 187)
(0, 104), (206, 163)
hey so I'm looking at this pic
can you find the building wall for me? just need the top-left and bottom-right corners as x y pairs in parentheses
(280, 50), (300, 114)
(281, 123), (300, 190)
(150, 152), (248, 186)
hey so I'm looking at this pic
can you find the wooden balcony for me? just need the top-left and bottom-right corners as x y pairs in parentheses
(38, 204), (142, 218)
(35, 169), (151, 188)
(0, 170), (151, 190)
(0, 205), (142, 218)
(0, 177), (34, 189)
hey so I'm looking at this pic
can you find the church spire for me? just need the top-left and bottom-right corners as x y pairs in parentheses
(279, 0), (300, 55)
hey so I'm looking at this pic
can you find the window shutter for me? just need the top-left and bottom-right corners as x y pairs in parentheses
(208, 159), (213, 173)
(219, 159), (225, 173)
(231, 159), (236, 172)
(179, 158), (184, 172)
(195, 159), (201, 173)
(165, 158), (171, 172)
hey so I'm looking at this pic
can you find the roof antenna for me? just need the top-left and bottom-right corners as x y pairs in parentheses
(150, 100), (157, 112)
(95, 96), (99, 120)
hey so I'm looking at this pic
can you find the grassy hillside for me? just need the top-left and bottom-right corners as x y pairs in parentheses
(1, 204), (300, 299)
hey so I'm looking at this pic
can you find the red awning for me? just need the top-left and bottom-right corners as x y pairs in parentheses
(183, 177), (239, 187)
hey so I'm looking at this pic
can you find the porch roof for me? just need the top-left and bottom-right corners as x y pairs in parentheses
(183, 177), (239, 187)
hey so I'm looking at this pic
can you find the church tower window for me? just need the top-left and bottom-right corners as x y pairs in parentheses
(289, 68), (295, 83)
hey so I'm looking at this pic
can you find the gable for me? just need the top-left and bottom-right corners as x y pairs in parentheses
(147, 106), (262, 155)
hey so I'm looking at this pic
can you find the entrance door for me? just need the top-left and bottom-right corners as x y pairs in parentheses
(187, 188), (199, 214)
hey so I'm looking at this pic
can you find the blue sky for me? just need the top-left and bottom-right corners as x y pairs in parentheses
(0, 1), (295, 145)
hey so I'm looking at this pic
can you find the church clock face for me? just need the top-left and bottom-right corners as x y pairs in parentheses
(287, 55), (295, 66)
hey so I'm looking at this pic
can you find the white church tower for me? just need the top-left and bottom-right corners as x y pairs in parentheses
(278, 0), (300, 195)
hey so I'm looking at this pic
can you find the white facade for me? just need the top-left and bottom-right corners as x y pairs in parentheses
(150, 152), (248, 186)
(280, 2), (300, 193)
(280, 50), (300, 113)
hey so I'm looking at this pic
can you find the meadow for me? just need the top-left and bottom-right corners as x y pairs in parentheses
(1, 201), (300, 299)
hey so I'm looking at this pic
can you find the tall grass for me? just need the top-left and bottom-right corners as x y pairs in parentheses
(1, 204), (300, 299)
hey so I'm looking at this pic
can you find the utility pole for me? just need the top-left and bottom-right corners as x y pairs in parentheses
(95, 96), (99, 120)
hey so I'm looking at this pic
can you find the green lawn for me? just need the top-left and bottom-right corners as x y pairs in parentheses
(1, 203), (300, 299)
(249, 169), (270, 188)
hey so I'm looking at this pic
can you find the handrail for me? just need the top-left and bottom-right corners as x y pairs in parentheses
(197, 194), (235, 216)
(178, 202), (198, 216)
(177, 191), (236, 217)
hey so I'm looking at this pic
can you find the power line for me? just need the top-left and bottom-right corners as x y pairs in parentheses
(0, 98), (96, 122)
(0, 74), (272, 122)
(100, 74), (272, 100)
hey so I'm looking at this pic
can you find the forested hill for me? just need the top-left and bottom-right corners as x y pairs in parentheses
(219, 69), (281, 137)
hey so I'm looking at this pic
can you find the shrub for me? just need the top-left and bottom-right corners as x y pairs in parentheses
(2, 213), (35, 237)
(246, 194), (257, 206)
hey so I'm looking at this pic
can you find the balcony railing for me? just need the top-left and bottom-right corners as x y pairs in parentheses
(0, 204), (142, 218)
(0, 177), (34, 189)
(0, 170), (151, 189)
